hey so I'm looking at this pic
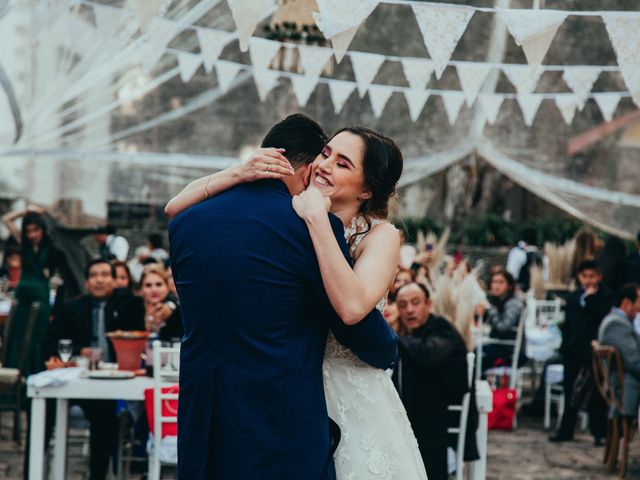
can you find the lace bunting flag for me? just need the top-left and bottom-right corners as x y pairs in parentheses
(411, 3), (474, 79)
(215, 61), (242, 93)
(401, 58), (434, 90)
(478, 93), (504, 125)
(350, 51), (386, 97)
(562, 66), (601, 109)
(197, 28), (232, 73)
(593, 92), (622, 122)
(290, 75), (317, 107)
(328, 80), (356, 114)
(554, 94), (578, 124)
(176, 51), (202, 82)
(456, 63), (492, 106)
(368, 84), (394, 117)
(226, 0), (277, 52)
(497, 9), (567, 69)
(403, 89), (430, 122)
(602, 13), (640, 106)
(253, 67), (280, 101)
(441, 91), (466, 125)
(517, 93), (543, 126)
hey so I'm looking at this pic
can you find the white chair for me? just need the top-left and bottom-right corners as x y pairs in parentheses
(543, 364), (565, 429)
(148, 340), (180, 480)
(447, 352), (476, 480)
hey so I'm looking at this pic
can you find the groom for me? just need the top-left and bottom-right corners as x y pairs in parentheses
(169, 114), (398, 480)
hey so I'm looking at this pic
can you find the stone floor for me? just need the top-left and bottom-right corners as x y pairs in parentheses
(1, 411), (638, 479)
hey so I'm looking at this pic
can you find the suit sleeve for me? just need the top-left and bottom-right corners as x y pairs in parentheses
(399, 325), (456, 369)
(601, 321), (640, 378)
(302, 214), (398, 370)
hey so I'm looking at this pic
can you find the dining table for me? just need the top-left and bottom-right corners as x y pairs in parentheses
(27, 373), (155, 480)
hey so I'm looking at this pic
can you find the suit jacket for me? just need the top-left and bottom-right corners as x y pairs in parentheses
(626, 252), (640, 284)
(393, 314), (469, 480)
(168, 180), (398, 480)
(560, 286), (612, 367)
(598, 309), (640, 415)
(42, 288), (145, 361)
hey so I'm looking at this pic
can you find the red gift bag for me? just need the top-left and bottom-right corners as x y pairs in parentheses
(144, 386), (179, 437)
(487, 363), (517, 431)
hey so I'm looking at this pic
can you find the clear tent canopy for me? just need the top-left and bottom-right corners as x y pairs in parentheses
(0, 0), (638, 238)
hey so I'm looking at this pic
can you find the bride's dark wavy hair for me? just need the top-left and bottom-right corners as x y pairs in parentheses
(328, 126), (403, 220)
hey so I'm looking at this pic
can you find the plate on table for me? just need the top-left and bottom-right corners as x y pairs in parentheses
(88, 370), (135, 380)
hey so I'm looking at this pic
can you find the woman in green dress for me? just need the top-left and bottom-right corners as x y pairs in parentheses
(2, 206), (62, 376)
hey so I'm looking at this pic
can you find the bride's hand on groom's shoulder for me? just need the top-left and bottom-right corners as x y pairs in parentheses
(235, 148), (295, 183)
(292, 187), (331, 223)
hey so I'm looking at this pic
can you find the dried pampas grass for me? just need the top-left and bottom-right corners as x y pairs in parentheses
(544, 238), (576, 291)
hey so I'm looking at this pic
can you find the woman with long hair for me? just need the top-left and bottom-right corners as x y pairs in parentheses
(167, 126), (428, 479)
(2, 206), (63, 374)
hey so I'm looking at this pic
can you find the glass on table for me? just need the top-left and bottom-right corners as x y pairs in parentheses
(58, 339), (73, 363)
(88, 347), (103, 370)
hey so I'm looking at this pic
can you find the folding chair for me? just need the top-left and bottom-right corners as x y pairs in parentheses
(447, 352), (476, 480)
(147, 340), (180, 480)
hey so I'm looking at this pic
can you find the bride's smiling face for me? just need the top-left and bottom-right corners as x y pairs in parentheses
(310, 131), (371, 210)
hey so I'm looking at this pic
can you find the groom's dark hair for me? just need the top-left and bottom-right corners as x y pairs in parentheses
(261, 114), (327, 167)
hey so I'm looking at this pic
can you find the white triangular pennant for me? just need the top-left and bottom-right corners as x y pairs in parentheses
(140, 18), (180, 74)
(368, 85), (394, 118)
(313, 0), (379, 63)
(554, 94), (578, 125)
(478, 93), (504, 125)
(215, 61), (242, 93)
(502, 64), (543, 95)
(497, 9), (567, 68)
(290, 75), (318, 106)
(350, 51), (386, 97)
(562, 66), (601, 109)
(411, 3), (474, 78)
(313, 0), (379, 39)
(136, 0), (164, 33)
(602, 13), (640, 106)
(226, 0), (277, 52)
(516, 94), (543, 126)
(253, 67), (280, 101)
(248, 37), (281, 70)
(176, 51), (202, 82)
(328, 80), (356, 114)
(197, 28), (232, 73)
(297, 44), (333, 80)
(456, 63), (492, 106)
(403, 89), (430, 122)
(593, 92), (621, 122)
(400, 58), (434, 90)
(440, 91), (466, 125)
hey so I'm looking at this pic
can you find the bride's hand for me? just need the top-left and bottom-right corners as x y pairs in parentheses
(234, 148), (294, 183)
(292, 187), (332, 222)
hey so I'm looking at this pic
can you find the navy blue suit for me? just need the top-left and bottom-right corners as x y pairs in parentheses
(168, 180), (397, 480)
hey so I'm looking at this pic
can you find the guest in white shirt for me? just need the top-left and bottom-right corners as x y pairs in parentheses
(92, 225), (129, 262)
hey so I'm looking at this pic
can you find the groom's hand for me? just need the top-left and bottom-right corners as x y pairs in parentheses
(292, 186), (332, 222)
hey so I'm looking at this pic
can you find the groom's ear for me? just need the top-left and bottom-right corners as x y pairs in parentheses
(302, 163), (313, 189)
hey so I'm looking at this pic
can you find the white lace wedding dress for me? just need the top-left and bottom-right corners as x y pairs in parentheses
(323, 215), (428, 480)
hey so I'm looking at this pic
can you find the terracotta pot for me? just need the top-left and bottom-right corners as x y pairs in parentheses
(108, 331), (149, 371)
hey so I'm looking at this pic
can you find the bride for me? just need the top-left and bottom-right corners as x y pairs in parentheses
(166, 126), (428, 479)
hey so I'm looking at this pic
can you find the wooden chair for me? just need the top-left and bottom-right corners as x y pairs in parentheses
(0, 301), (41, 444)
(592, 342), (638, 478)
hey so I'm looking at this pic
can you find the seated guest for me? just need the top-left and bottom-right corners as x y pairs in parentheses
(597, 283), (640, 418)
(550, 260), (612, 444)
(394, 282), (468, 479)
(479, 269), (525, 369)
(113, 260), (134, 292)
(42, 259), (144, 480)
(137, 264), (182, 342)
(0, 246), (21, 289)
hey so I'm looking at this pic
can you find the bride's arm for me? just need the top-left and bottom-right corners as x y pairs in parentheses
(164, 148), (294, 218)
(292, 189), (400, 325)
